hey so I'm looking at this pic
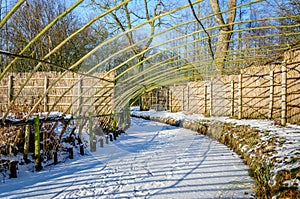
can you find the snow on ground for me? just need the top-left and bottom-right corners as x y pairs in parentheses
(0, 117), (254, 199)
(131, 107), (300, 194)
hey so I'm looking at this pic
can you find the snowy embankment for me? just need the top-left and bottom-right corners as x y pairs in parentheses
(0, 117), (255, 198)
(131, 107), (300, 198)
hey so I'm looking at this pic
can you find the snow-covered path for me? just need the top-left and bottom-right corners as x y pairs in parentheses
(0, 118), (254, 198)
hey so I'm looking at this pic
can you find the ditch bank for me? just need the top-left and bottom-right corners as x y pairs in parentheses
(131, 110), (300, 199)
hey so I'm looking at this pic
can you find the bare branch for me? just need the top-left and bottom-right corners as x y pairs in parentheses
(210, 0), (226, 28)
(227, 0), (237, 30)
(123, 3), (139, 54)
(0, 50), (114, 82)
(130, 11), (146, 20)
(144, 0), (150, 20)
(188, 0), (214, 60)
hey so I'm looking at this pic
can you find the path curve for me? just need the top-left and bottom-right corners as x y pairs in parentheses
(0, 117), (254, 199)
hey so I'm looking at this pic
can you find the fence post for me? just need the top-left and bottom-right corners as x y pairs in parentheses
(77, 75), (83, 116)
(34, 115), (42, 171)
(269, 71), (274, 119)
(77, 75), (83, 139)
(43, 76), (49, 112)
(204, 83), (208, 115)
(99, 137), (104, 148)
(187, 85), (190, 111)
(8, 75), (14, 105)
(53, 150), (58, 164)
(155, 89), (158, 110)
(89, 112), (96, 152)
(9, 161), (18, 178)
(210, 80), (213, 116)
(170, 90), (173, 112)
(281, 61), (287, 126)
(231, 80), (235, 117)
(105, 135), (109, 144)
(166, 89), (169, 110)
(150, 92), (152, 108)
(127, 106), (131, 127)
(23, 125), (31, 163)
(182, 87), (184, 111)
(238, 74), (243, 120)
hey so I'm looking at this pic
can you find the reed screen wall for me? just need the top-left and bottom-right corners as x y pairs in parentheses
(0, 72), (114, 117)
(141, 49), (300, 125)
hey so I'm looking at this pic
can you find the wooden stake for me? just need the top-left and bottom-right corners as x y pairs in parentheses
(77, 75), (83, 116)
(53, 151), (58, 164)
(67, 147), (73, 159)
(238, 74), (243, 120)
(281, 61), (287, 126)
(269, 71), (274, 119)
(166, 88), (169, 110)
(204, 83), (208, 115)
(105, 135), (109, 144)
(210, 80), (213, 117)
(77, 75), (83, 139)
(187, 85), (190, 111)
(170, 90), (173, 112)
(99, 137), (104, 148)
(150, 92), (152, 108)
(89, 112), (95, 152)
(9, 161), (18, 178)
(231, 80), (235, 117)
(23, 125), (30, 162)
(8, 75), (14, 105)
(182, 87), (185, 111)
(79, 144), (84, 156)
(43, 76), (49, 112)
(155, 89), (158, 110)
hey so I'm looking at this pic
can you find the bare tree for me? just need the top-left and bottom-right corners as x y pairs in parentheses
(3, 0), (105, 72)
(91, 0), (165, 72)
(210, 0), (237, 74)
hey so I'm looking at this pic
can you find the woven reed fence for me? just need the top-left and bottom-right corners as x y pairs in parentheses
(0, 71), (114, 117)
(141, 49), (300, 125)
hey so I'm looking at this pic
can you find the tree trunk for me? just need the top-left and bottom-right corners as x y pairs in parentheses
(210, 0), (237, 74)
(215, 30), (231, 74)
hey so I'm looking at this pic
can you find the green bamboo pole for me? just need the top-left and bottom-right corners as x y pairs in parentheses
(116, 74), (190, 107)
(46, 75), (112, 116)
(0, 1), (128, 120)
(12, 12), (298, 121)
(72, 83), (114, 117)
(0, 0), (84, 82)
(109, 2), (295, 79)
(70, 0), (204, 73)
(117, 61), (194, 94)
(115, 73), (190, 110)
(0, 0), (298, 121)
(34, 115), (41, 171)
(0, 0), (127, 117)
(0, 0), (26, 29)
(114, 65), (192, 107)
(96, 0), (268, 77)
(1, 0), (85, 121)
